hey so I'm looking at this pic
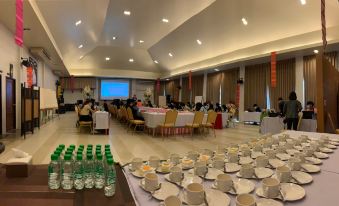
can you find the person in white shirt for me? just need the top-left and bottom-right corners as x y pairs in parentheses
(79, 100), (94, 121)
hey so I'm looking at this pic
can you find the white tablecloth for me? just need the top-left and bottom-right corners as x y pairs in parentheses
(260, 117), (285, 134)
(243, 112), (261, 123)
(299, 119), (317, 132)
(93, 111), (110, 130)
(122, 130), (339, 206)
(142, 112), (228, 128)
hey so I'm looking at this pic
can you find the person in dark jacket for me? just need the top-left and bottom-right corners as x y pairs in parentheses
(278, 97), (285, 116)
(283, 91), (302, 130)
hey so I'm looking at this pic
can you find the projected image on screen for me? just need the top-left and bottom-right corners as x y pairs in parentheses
(100, 80), (129, 100)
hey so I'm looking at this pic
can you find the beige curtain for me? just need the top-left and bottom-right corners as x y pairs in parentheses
(269, 58), (296, 110)
(244, 63), (270, 110)
(181, 77), (189, 103)
(62, 77), (96, 89)
(192, 74), (204, 101)
(207, 72), (222, 103)
(222, 68), (239, 104)
(154, 81), (165, 106)
(304, 51), (337, 104)
(165, 79), (180, 101)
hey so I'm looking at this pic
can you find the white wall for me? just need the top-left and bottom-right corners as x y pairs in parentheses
(0, 23), (58, 134)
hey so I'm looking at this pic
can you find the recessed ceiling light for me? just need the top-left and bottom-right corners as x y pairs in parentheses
(78, 44), (83, 49)
(112, 36), (117, 40)
(214, 68), (219, 71)
(79, 56), (83, 59)
(129, 58), (134, 62)
(241, 17), (248, 25)
(166, 78), (170, 81)
(313, 49), (319, 54)
(196, 39), (202, 45)
(75, 20), (82, 26)
(139, 40), (144, 43)
(124, 10), (131, 16)
(105, 57), (110, 61)
(300, 0), (306, 5)
(154, 60), (159, 64)
(162, 18), (169, 23)
(168, 53), (173, 57)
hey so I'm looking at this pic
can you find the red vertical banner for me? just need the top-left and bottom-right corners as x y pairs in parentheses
(271, 52), (277, 88)
(236, 84), (240, 107)
(27, 67), (33, 88)
(188, 70), (192, 90)
(15, 0), (24, 47)
(156, 78), (160, 92)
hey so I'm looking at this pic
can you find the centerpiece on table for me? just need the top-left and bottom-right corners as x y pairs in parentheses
(144, 88), (153, 104)
(82, 85), (93, 100)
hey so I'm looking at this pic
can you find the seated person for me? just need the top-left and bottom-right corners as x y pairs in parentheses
(215, 103), (222, 112)
(221, 104), (228, 112)
(0, 142), (5, 154)
(146, 100), (153, 108)
(103, 100), (109, 112)
(195, 102), (202, 111)
(253, 104), (262, 112)
(79, 100), (94, 121)
(137, 99), (143, 107)
(129, 101), (144, 120)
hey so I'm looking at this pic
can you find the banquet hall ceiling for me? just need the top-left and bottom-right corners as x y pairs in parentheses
(0, 0), (339, 79)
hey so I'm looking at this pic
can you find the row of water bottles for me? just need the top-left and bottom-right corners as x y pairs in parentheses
(48, 144), (116, 197)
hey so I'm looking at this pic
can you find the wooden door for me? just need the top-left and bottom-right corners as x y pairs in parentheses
(6, 78), (16, 132)
(0, 76), (2, 134)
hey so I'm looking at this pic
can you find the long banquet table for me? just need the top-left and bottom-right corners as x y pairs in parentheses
(261, 117), (317, 134)
(122, 130), (339, 206)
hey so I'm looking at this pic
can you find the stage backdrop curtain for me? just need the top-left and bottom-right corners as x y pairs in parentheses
(207, 72), (222, 103)
(269, 58), (296, 111)
(304, 51), (337, 105)
(165, 79), (180, 102)
(63, 77), (96, 89)
(191, 74), (204, 101)
(244, 63), (270, 110)
(181, 77), (189, 103)
(221, 68), (239, 104)
(154, 81), (165, 106)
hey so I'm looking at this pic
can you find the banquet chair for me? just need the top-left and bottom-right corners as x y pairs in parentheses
(202, 110), (217, 138)
(120, 107), (128, 123)
(185, 111), (204, 137)
(158, 110), (178, 139)
(126, 107), (145, 133)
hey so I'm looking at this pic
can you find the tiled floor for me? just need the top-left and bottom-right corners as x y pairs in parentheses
(0, 112), (260, 165)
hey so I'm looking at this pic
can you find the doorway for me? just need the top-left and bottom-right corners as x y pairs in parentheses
(6, 77), (16, 132)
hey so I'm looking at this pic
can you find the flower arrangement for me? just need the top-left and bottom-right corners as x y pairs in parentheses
(144, 88), (152, 103)
(82, 85), (93, 100)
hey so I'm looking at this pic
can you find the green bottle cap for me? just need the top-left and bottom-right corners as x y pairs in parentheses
(87, 153), (93, 160)
(64, 154), (71, 160)
(96, 144), (101, 148)
(76, 155), (83, 161)
(51, 154), (58, 161)
(96, 154), (103, 160)
(65, 151), (72, 156)
(79, 144), (84, 148)
(104, 144), (110, 148)
(107, 158), (114, 165)
(59, 144), (65, 149)
(87, 144), (93, 147)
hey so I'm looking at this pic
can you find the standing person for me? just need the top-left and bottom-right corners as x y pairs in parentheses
(278, 97), (285, 116)
(283, 91), (302, 130)
(79, 100), (94, 121)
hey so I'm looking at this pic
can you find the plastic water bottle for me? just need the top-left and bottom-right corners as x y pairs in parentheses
(104, 158), (116, 197)
(84, 153), (95, 188)
(48, 154), (60, 189)
(61, 154), (73, 190)
(95, 154), (105, 189)
(73, 154), (84, 190)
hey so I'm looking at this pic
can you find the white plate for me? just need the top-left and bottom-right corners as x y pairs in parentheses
(294, 146), (303, 151)
(269, 159), (286, 168)
(256, 183), (306, 201)
(205, 168), (225, 180)
(131, 169), (155, 178)
(314, 152), (329, 159)
(291, 171), (313, 184)
(324, 144), (337, 149)
(251, 151), (264, 159)
(301, 163), (321, 173)
(305, 156), (322, 165)
(181, 188), (230, 206)
(239, 156), (253, 165)
(152, 182), (180, 201)
(211, 178), (255, 195)
(330, 141), (339, 146)
(256, 198), (283, 206)
(225, 163), (241, 173)
(236, 168), (273, 179)
(329, 138), (339, 142)
(178, 163), (194, 170)
(286, 149), (299, 155)
(276, 153), (291, 161)
(164, 173), (202, 188)
(319, 147), (334, 153)
(139, 178), (161, 192)
(156, 167), (172, 174)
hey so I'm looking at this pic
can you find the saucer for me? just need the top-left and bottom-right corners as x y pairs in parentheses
(268, 159), (286, 168)
(211, 178), (255, 195)
(291, 171), (313, 184)
(276, 153), (291, 161)
(139, 178), (161, 192)
(181, 188), (230, 206)
(329, 138), (339, 142)
(305, 156), (322, 165)
(319, 147), (334, 153)
(251, 151), (264, 159)
(152, 182), (179, 201)
(301, 163), (321, 173)
(164, 173), (202, 188)
(294, 145), (303, 151)
(313, 152), (329, 159)
(178, 163), (194, 170)
(324, 144), (337, 149)
(256, 198), (283, 206)
(131, 169), (155, 178)
(256, 183), (306, 201)
(204, 168), (224, 180)
(239, 156), (253, 165)
(236, 168), (273, 179)
(330, 141), (339, 146)
(286, 149), (299, 155)
(156, 167), (171, 174)
(225, 163), (241, 173)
